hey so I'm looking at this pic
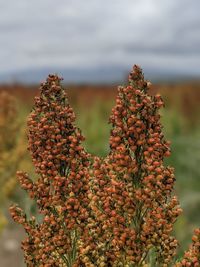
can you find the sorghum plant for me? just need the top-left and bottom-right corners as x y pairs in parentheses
(10, 66), (200, 266)
(10, 75), (93, 266)
(0, 91), (25, 231)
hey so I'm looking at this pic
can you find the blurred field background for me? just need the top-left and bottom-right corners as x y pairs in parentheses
(0, 80), (200, 266)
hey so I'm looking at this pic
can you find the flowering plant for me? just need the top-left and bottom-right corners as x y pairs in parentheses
(10, 66), (200, 266)
(0, 91), (25, 232)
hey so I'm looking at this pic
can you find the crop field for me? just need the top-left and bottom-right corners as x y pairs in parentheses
(0, 72), (200, 266)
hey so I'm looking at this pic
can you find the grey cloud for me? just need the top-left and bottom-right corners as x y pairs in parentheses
(0, 0), (200, 78)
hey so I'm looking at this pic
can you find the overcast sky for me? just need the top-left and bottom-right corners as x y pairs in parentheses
(0, 0), (200, 81)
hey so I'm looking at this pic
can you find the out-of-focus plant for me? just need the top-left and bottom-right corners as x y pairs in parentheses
(0, 91), (27, 232)
(10, 66), (200, 266)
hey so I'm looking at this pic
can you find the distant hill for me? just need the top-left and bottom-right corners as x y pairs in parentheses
(0, 66), (199, 84)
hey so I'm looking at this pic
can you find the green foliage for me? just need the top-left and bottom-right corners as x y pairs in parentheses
(75, 100), (113, 157)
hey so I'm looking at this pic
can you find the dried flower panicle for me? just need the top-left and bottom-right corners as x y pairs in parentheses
(10, 67), (200, 266)
(175, 228), (200, 266)
(84, 65), (182, 266)
(10, 75), (93, 266)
